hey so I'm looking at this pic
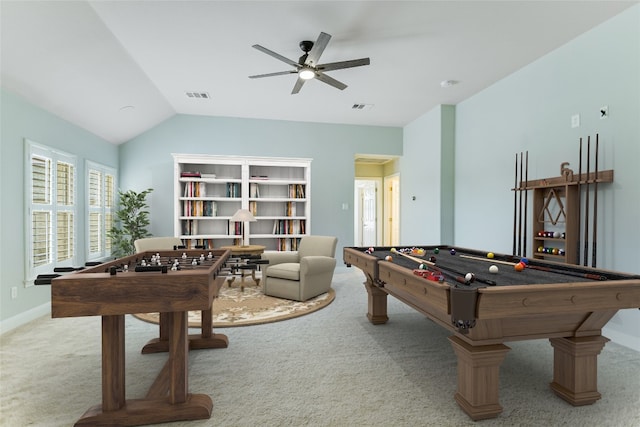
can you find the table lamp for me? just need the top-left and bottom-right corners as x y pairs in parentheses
(231, 208), (257, 246)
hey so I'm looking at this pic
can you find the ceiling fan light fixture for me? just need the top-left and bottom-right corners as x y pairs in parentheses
(298, 68), (315, 80)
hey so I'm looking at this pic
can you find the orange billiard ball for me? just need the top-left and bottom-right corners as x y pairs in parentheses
(514, 262), (525, 272)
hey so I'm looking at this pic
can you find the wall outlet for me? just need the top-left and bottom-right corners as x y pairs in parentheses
(11, 287), (18, 299)
(571, 114), (580, 128)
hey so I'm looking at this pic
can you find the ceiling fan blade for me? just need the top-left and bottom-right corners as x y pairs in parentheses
(291, 77), (307, 94)
(249, 70), (297, 79)
(315, 72), (347, 91)
(305, 32), (331, 67)
(252, 44), (299, 68)
(317, 57), (370, 72)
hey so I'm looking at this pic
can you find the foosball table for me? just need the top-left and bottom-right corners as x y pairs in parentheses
(49, 248), (230, 426)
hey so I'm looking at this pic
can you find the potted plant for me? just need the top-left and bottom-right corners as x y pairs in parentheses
(108, 188), (153, 257)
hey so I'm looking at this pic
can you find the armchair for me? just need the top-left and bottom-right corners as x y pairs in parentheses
(134, 236), (183, 253)
(261, 236), (338, 301)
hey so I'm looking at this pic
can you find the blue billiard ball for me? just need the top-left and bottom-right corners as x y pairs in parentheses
(450, 249), (456, 255)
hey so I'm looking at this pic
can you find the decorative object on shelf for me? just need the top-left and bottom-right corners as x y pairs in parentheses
(108, 188), (153, 257)
(231, 208), (257, 247)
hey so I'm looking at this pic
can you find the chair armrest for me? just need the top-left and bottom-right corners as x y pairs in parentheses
(261, 250), (300, 266)
(300, 256), (336, 275)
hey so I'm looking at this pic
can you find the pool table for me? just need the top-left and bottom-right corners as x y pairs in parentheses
(343, 245), (640, 420)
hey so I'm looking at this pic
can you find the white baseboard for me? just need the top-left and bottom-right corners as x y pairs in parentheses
(0, 302), (51, 335)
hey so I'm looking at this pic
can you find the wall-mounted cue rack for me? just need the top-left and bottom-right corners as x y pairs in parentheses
(512, 135), (614, 266)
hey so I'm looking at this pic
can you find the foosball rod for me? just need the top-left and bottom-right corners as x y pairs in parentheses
(583, 136), (591, 266)
(591, 134), (599, 267)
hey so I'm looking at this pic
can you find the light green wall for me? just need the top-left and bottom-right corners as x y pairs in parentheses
(451, 5), (640, 347)
(0, 89), (118, 325)
(118, 114), (403, 256)
(401, 104), (455, 244)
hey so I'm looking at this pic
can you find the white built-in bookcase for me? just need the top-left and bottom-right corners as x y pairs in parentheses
(173, 154), (311, 251)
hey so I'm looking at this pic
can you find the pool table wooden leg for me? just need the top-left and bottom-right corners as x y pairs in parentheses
(549, 335), (609, 406)
(363, 275), (388, 324)
(448, 336), (510, 421)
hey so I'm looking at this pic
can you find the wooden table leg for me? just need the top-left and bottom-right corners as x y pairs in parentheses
(448, 336), (510, 421)
(549, 335), (609, 406)
(364, 275), (389, 324)
(102, 314), (126, 411)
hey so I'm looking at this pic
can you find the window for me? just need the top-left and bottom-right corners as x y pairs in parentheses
(86, 161), (116, 261)
(25, 140), (77, 283)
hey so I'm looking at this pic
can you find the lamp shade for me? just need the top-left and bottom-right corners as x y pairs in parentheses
(231, 208), (257, 222)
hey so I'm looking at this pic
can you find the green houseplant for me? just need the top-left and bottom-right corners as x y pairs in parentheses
(108, 188), (153, 257)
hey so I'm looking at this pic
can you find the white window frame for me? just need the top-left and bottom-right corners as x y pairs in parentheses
(86, 160), (117, 262)
(24, 140), (78, 285)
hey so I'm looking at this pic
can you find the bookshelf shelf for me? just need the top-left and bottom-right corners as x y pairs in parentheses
(173, 154), (311, 250)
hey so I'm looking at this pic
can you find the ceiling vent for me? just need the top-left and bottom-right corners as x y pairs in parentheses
(186, 92), (210, 99)
(352, 103), (373, 111)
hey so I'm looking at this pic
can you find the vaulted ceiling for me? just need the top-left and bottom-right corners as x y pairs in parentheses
(2, 1), (636, 144)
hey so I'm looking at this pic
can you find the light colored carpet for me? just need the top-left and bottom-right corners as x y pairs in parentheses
(1, 266), (639, 427)
(134, 283), (335, 327)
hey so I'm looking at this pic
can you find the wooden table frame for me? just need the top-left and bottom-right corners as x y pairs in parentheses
(344, 246), (640, 421)
(51, 249), (230, 426)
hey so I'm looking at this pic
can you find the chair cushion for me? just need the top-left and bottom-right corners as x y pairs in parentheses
(266, 263), (300, 281)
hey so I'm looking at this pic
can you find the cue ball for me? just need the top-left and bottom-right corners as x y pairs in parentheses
(489, 265), (499, 274)
(514, 262), (525, 272)
(487, 252), (495, 259)
(450, 249), (456, 255)
(385, 255), (393, 261)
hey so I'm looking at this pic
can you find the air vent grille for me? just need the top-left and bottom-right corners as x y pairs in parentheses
(186, 92), (210, 99)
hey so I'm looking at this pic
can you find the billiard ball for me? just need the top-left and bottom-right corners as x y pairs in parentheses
(487, 252), (495, 259)
(419, 263), (427, 270)
(433, 248), (440, 254)
(553, 231), (560, 238)
(514, 262), (525, 272)
(520, 258), (529, 265)
(429, 256), (437, 263)
(538, 246), (544, 253)
(464, 273), (476, 283)
(489, 265), (499, 274)
(385, 255), (393, 261)
(450, 249), (456, 255)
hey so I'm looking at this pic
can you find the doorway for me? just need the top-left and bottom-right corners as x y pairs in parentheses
(383, 174), (400, 246)
(354, 179), (382, 246)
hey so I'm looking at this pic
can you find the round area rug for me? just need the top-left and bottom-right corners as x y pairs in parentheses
(133, 283), (335, 328)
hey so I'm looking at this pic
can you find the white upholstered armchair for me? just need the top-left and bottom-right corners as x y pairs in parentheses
(134, 237), (183, 253)
(261, 236), (338, 301)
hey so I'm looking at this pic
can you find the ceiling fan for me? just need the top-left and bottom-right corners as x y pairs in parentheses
(249, 32), (370, 94)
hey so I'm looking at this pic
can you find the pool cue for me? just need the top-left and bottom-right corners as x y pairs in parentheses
(512, 153), (518, 256)
(592, 134), (599, 267)
(518, 152), (524, 256)
(523, 151), (528, 257)
(459, 254), (517, 266)
(576, 138), (582, 264)
(391, 250), (496, 286)
(583, 136), (591, 266)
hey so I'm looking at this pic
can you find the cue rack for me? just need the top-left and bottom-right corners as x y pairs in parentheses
(511, 134), (614, 267)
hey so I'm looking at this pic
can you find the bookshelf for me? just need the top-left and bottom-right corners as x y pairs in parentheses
(173, 154), (311, 250)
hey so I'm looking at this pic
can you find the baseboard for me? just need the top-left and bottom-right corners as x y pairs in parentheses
(0, 302), (50, 335)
